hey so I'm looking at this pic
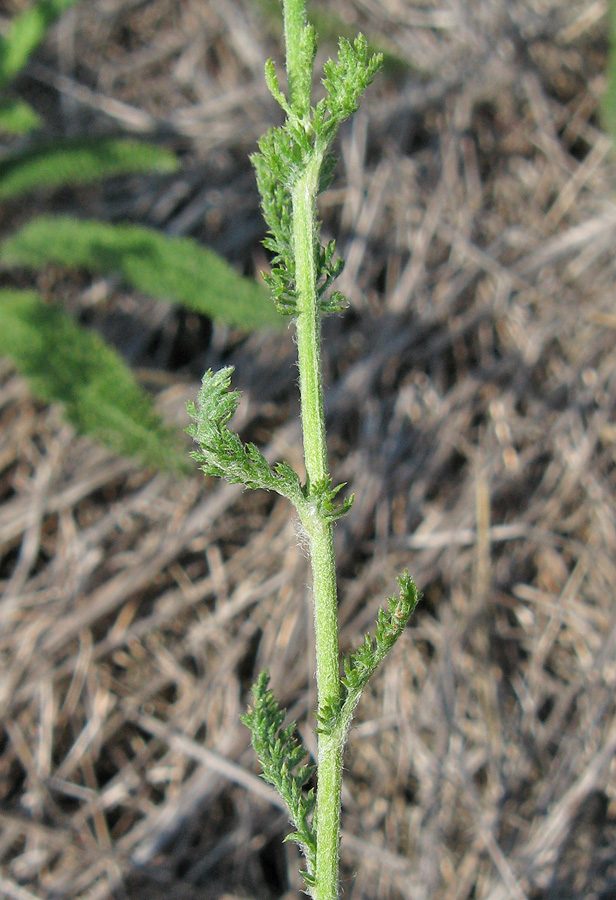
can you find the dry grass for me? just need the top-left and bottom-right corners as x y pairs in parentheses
(1, 0), (616, 898)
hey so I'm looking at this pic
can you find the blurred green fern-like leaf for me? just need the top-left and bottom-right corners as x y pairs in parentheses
(0, 137), (179, 196)
(0, 0), (81, 88)
(604, 0), (616, 145)
(0, 98), (41, 134)
(0, 215), (282, 330)
(0, 289), (187, 471)
(0, 0), (282, 471)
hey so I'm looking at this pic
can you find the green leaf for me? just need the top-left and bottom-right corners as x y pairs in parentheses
(311, 476), (353, 521)
(252, 127), (298, 316)
(0, 0), (82, 88)
(319, 35), (383, 138)
(0, 216), (283, 331)
(264, 58), (292, 116)
(0, 289), (187, 471)
(331, 572), (420, 737)
(0, 138), (179, 198)
(242, 671), (316, 877)
(186, 366), (305, 505)
(603, 0), (616, 145)
(252, 35), (381, 321)
(0, 98), (41, 135)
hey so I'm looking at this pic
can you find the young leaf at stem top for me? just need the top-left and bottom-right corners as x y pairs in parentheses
(253, 32), (382, 322)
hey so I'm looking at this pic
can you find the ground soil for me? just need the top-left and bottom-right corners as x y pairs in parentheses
(1, 1), (616, 899)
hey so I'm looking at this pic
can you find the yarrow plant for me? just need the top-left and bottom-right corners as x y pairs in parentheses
(187, 1), (420, 897)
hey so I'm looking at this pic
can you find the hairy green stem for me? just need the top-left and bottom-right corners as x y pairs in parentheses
(285, 5), (343, 895)
(293, 139), (342, 900)
(293, 155), (327, 487)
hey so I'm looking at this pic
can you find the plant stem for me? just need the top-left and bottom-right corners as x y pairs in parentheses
(293, 157), (343, 900)
(293, 162), (342, 900)
(283, 1), (343, 893)
(293, 155), (328, 488)
(191, 6), (407, 895)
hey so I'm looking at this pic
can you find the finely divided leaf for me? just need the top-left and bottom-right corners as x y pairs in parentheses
(0, 289), (186, 471)
(310, 476), (354, 521)
(252, 127), (298, 315)
(0, 0), (81, 88)
(264, 58), (293, 116)
(335, 572), (420, 736)
(322, 35), (383, 123)
(253, 34), (381, 320)
(186, 366), (305, 505)
(0, 138), (179, 198)
(249, 0), (406, 77)
(242, 672), (316, 879)
(0, 216), (283, 331)
(0, 98), (41, 135)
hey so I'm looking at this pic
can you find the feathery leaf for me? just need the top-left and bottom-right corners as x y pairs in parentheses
(0, 216), (282, 331)
(242, 672), (317, 879)
(253, 33), (381, 320)
(186, 367), (306, 506)
(0, 289), (186, 471)
(310, 476), (354, 522)
(0, 138), (178, 198)
(337, 572), (421, 734)
(0, 0), (81, 88)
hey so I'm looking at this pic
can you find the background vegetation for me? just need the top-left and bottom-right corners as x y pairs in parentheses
(0, 0), (279, 470)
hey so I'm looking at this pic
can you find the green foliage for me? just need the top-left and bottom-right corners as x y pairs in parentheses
(0, 216), (283, 330)
(311, 476), (354, 522)
(0, 0), (81, 136)
(604, 0), (616, 145)
(0, 137), (179, 197)
(241, 672), (317, 880)
(0, 289), (186, 471)
(315, 573), (420, 737)
(186, 369), (355, 520)
(340, 573), (419, 722)
(186, 366), (305, 504)
(0, 0), (286, 472)
(253, 33), (381, 317)
(0, 0), (81, 89)
(249, 0), (408, 78)
(342, 573), (420, 698)
(0, 98), (41, 134)
(186, 9), (422, 897)
(319, 35), (383, 135)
